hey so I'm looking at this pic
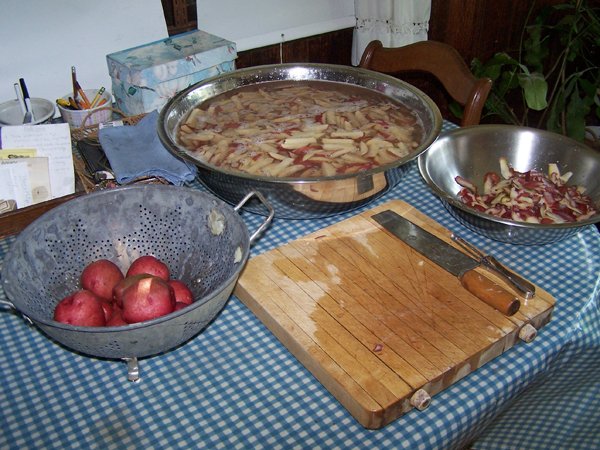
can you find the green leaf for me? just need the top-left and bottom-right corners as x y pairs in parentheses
(518, 72), (548, 110)
(546, 100), (562, 134)
(565, 85), (589, 141)
(523, 25), (546, 71)
(472, 52), (521, 80)
(578, 77), (599, 99)
(448, 101), (464, 122)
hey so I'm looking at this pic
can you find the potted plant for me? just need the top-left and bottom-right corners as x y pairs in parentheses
(471, 0), (599, 142)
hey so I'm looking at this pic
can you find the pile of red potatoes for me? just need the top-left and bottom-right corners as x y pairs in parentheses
(53, 256), (194, 327)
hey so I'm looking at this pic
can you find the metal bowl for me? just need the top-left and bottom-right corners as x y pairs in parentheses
(418, 125), (600, 245)
(158, 63), (442, 219)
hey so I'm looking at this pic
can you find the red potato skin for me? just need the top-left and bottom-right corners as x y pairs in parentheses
(168, 280), (194, 305)
(106, 305), (128, 326)
(100, 300), (114, 322)
(113, 274), (153, 307)
(80, 259), (124, 300)
(54, 289), (107, 327)
(174, 302), (189, 311)
(121, 275), (175, 323)
(126, 255), (170, 281)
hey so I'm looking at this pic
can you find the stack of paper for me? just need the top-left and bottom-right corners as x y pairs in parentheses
(0, 123), (75, 211)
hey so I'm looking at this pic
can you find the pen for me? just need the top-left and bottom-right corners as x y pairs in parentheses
(14, 82), (27, 115)
(19, 78), (35, 122)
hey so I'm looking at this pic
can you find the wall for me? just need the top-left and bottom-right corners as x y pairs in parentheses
(428, 0), (554, 65)
(196, 0), (355, 51)
(236, 28), (354, 68)
(0, 0), (168, 111)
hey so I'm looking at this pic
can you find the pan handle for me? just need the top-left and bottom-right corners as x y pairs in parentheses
(234, 191), (274, 245)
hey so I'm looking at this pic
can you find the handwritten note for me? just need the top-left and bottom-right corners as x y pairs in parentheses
(0, 123), (75, 198)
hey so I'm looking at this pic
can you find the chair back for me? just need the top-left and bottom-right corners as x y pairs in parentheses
(358, 40), (492, 126)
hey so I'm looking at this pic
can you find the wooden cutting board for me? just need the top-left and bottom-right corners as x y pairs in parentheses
(234, 200), (555, 429)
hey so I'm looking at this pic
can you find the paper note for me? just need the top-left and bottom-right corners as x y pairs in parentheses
(0, 123), (75, 198)
(0, 157), (51, 207)
(0, 148), (37, 158)
(0, 160), (32, 208)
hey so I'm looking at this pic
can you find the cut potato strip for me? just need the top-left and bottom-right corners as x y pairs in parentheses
(331, 131), (365, 139)
(281, 137), (318, 149)
(323, 143), (357, 151)
(322, 138), (355, 145)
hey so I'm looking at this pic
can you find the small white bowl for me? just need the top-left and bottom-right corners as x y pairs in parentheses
(0, 98), (55, 126)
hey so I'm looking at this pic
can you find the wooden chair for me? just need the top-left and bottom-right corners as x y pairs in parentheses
(358, 40), (492, 126)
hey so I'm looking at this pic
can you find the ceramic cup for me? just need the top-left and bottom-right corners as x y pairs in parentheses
(57, 88), (112, 128)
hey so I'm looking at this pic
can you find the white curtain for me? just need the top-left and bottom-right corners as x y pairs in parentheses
(351, 0), (431, 65)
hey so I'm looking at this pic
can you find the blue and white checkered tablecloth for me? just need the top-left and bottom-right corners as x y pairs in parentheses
(1, 122), (599, 449)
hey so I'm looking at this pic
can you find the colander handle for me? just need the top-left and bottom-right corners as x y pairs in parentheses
(0, 299), (34, 325)
(0, 299), (16, 309)
(234, 191), (274, 245)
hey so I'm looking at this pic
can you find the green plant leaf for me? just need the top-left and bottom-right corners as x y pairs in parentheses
(565, 85), (589, 141)
(472, 53), (521, 80)
(448, 101), (464, 122)
(579, 77), (599, 100)
(523, 22), (547, 71)
(518, 72), (548, 110)
(472, 0), (600, 140)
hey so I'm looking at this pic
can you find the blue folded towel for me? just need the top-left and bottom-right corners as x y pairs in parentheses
(98, 110), (197, 185)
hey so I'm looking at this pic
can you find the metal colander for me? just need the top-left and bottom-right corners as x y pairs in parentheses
(1, 185), (272, 378)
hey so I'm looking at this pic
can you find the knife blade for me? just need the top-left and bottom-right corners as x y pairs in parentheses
(371, 209), (520, 316)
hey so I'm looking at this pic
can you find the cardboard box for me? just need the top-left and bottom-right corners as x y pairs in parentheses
(107, 30), (237, 115)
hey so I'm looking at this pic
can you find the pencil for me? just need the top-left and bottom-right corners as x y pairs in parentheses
(71, 66), (77, 100)
(75, 81), (91, 109)
(68, 97), (80, 110)
(89, 87), (105, 108)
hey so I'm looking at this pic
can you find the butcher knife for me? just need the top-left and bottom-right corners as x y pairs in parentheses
(371, 209), (520, 316)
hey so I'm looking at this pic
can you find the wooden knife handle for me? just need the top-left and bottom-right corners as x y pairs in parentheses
(459, 270), (521, 316)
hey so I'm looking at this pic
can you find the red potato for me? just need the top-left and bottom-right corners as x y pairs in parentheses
(80, 259), (124, 300)
(121, 275), (175, 323)
(168, 279), (194, 305)
(174, 302), (189, 311)
(126, 255), (170, 281)
(100, 300), (114, 322)
(106, 305), (128, 326)
(113, 274), (153, 307)
(54, 289), (106, 327)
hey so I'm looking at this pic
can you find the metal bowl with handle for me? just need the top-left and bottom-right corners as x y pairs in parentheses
(1, 185), (273, 380)
(158, 63), (442, 219)
(418, 125), (600, 245)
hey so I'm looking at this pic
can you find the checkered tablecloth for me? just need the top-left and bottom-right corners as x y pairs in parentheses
(1, 123), (599, 449)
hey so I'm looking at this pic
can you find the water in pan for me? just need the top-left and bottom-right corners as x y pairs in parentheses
(176, 80), (426, 179)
